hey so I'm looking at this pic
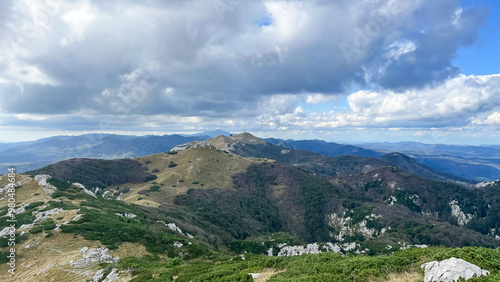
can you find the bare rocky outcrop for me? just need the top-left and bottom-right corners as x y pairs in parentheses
(73, 182), (98, 198)
(163, 222), (194, 239)
(0, 182), (22, 195)
(92, 269), (106, 282)
(268, 242), (360, 257)
(92, 268), (120, 282)
(102, 268), (119, 282)
(170, 141), (213, 152)
(33, 208), (63, 223)
(115, 212), (137, 219)
(448, 200), (473, 226)
(327, 211), (384, 241)
(421, 257), (490, 282)
(70, 247), (119, 268)
(170, 132), (267, 153)
(35, 174), (56, 194)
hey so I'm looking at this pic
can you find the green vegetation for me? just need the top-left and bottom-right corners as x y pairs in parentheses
(0, 252), (12, 264)
(43, 180), (214, 259)
(149, 185), (160, 192)
(393, 189), (422, 213)
(60, 200), (210, 257)
(45, 200), (79, 210)
(30, 225), (43, 234)
(0, 233), (28, 248)
(27, 158), (157, 188)
(42, 218), (57, 230)
(4, 135), (500, 280)
(230, 233), (303, 255)
(114, 246), (500, 281)
(172, 164), (283, 245)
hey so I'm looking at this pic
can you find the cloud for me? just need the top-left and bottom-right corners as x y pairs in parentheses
(306, 94), (334, 104)
(254, 74), (500, 130)
(0, 0), (493, 141)
(471, 112), (500, 125)
(60, 1), (96, 46)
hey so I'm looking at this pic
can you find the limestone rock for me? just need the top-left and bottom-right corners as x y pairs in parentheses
(35, 174), (57, 194)
(35, 174), (51, 186)
(92, 269), (106, 282)
(0, 182), (22, 194)
(102, 268), (119, 282)
(73, 182), (98, 198)
(448, 200), (473, 226)
(421, 257), (490, 282)
(115, 212), (136, 219)
(165, 222), (192, 238)
(0, 227), (14, 237)
(32, 208), (63, 223)
(249, 273), (261, 278)
(70, 247), (118, 268)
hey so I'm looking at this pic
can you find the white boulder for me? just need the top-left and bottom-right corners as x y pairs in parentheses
(249, 273), (261, 278)
(421, 257), (490, 282)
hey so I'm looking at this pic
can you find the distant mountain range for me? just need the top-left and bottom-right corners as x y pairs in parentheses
(264, 138), (500, 182)
(1, 131), (500, 181)
(359, 142), (500, 181)
(0, 133), (208, 173)
(265, 138), (382, 158)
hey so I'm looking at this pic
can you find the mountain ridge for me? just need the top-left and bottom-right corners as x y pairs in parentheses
(2, 133), (500, 281)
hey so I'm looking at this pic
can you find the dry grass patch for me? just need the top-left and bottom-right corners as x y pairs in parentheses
(110, 242), (150, 259)
(385, 271), (423, 282)
(0, 174), (47, 206)
(124, 147), (268, 206)
(0, 232), (103, 282)
(254, 268), (286, 281)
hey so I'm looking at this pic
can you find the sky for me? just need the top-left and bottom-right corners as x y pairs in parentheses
(0, 0), (500, 145)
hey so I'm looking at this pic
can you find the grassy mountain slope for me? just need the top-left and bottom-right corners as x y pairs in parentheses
(3, 169), (499, 281)
(0, 173), (222, 281)
(19, 135), (500, 250)
(3, 134), (500, 281)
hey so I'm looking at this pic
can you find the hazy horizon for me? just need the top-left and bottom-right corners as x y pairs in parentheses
(2, 129), (500, 147)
